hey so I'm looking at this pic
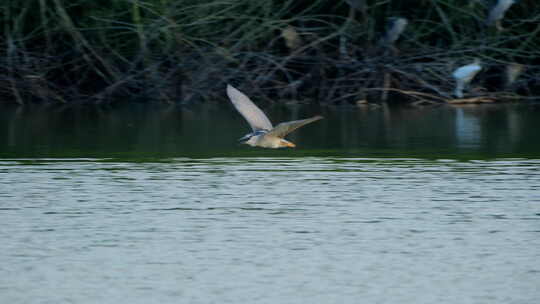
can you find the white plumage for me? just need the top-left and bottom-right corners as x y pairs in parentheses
(452, 59), (482, 98)
(487, 0), (516, 31)
(384, 17), (408, 46)
(227, 84), (273, 131)
(505, 63), (524, 87)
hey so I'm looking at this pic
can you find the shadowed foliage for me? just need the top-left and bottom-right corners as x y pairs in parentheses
(1, 0), (539, 105)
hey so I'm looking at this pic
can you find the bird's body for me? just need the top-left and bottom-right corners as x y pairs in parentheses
(505, 63), (524, 88)
(452, 59), (482, 98)
(487, 0), (516, 31)
(384, 17), (408, 46)
(226, 84), (323, 148)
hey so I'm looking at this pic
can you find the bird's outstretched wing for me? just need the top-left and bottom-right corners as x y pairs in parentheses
(227, 84), (273, 131)
(267, 116), (323, 138)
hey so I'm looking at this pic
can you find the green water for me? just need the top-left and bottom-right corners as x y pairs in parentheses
(1, 103), (539, 159)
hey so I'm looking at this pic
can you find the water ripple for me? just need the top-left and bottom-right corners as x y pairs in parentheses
(0, 157), (539, 304)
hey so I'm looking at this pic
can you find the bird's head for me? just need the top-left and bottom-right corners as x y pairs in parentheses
(238, 134), (252, 144)
(238, 133), (260, 147)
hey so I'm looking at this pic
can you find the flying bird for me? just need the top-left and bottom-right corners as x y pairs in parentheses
(226, 84), (323, 148)
(452, 59), (482, 98)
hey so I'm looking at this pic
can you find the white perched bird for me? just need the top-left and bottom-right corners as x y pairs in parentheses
(281, 25), (302, 51)
(226, 84), (323, 148)
(505, 63), (524, 88)
(452, 59), (482, 98)
(383, 17), (408, 46)
(487, 0), (516, 31)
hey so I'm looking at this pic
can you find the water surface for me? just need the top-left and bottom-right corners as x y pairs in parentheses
(1, 103), (539, 303)
(1, 158), (539, 304)
(1, 103), (540, 158)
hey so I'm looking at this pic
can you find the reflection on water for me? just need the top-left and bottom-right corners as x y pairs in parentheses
(455, 108), (481, 147)
(0, 158), (539, 303)
(1, 103), (539, 158)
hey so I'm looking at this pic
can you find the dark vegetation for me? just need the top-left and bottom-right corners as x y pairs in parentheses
(1, 0), (539, 105)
